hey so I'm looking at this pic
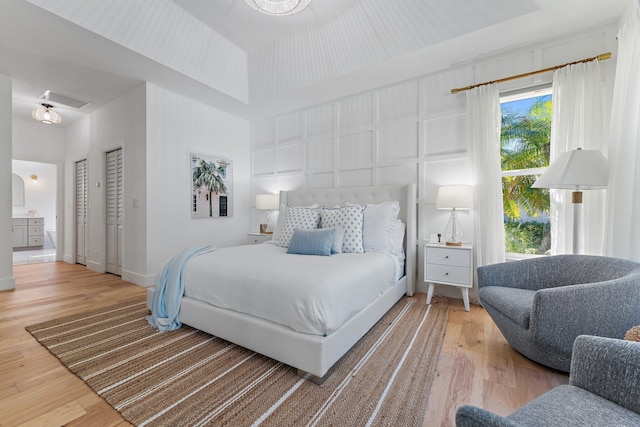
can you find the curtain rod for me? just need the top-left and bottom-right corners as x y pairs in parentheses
(450, 52), (611, 94)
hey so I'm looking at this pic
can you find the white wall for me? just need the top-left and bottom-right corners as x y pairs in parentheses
(249, 26), (619, 302)
(61, 83), (250, 286)
(145, 83), (251, 280)
(64, 84), (148, 284)
(0, 74), (14, 290)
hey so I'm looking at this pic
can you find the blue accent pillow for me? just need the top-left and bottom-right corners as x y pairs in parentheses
(287, 228), (336, 256)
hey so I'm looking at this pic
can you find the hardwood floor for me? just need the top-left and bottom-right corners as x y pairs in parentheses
(0, 262), (568, 426)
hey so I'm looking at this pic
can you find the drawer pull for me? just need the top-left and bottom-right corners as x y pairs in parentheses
(445, 272), (449, 276)
(445, 255), (449, 259)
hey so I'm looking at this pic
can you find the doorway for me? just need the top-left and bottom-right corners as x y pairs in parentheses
(11, 160), (58, 265)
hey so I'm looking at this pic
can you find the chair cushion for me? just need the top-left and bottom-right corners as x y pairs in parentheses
(507, 385), (640, 426)
(479, 286), (535, 329)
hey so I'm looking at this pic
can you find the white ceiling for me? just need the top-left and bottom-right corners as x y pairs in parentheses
(0, 0), (632, 127)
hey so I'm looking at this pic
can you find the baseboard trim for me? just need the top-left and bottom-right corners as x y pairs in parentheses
(122, 270), (155, 287)
(0, 275), (16, 291)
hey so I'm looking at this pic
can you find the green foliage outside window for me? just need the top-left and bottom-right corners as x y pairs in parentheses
(500, 96), (552, 255)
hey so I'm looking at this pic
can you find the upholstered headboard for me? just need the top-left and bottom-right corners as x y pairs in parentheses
(280, 184), (417, 295)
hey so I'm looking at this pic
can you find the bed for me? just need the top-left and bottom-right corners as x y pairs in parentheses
(147, 184), (416, 379)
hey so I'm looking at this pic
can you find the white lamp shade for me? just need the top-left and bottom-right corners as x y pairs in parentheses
(532, 148), (608, 190)
(436, 185), (474, 210)
(255, 194), (279, 210)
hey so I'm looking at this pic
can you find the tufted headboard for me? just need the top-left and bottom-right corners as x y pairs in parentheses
(280, 184), (417, 295)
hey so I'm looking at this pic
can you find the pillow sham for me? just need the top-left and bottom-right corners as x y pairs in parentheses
(278, 206), (322, 248)
(272, 203), (319, 241)
(287, 228), (336, 256)
(321, 205), (365, 253)
(348, 200), (400, 253)
(390, 219), (405, 256)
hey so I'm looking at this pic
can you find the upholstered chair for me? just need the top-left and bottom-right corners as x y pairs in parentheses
(477, 255), (640, 372)
(456, 335), (640, 426)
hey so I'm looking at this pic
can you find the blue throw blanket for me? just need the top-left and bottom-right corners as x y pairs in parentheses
(147, 244), (215, 331)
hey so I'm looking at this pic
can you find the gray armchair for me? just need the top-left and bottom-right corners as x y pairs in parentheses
(478, 255), (640, 372)
(456, 335), (640, 426)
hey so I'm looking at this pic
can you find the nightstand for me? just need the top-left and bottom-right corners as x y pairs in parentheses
(247, 232), (272, 245)
(424, 243), (473, 311)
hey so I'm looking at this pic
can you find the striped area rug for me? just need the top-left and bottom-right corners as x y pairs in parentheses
(26, 297), (447, 426)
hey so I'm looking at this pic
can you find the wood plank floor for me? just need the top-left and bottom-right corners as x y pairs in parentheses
(0, 262), (568, 426)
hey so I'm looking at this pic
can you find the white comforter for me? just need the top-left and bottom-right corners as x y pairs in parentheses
(182, 243), (401, 336)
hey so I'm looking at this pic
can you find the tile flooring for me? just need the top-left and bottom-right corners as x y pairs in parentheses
(13, 233), (57, 265)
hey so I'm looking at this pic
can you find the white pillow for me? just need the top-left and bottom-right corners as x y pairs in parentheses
(272, 203), (319, 241)
(349, 201), (400, 253)
(321, 206), (365, 253)
(390, 220), (405, 256)
(278, 206), (322, 248)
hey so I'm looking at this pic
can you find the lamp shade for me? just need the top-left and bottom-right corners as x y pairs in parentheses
(255, 194), (279, 210)
(436, 185), (474, 210)
(532, 148), (608, 190)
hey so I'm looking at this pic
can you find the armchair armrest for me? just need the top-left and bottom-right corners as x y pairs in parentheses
(456, 405), (518, 427)
(570, 335), (640, 415)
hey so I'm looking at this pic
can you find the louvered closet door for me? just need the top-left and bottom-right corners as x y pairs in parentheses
(75, 159), (87, 265)
(106, 148), (123, 275)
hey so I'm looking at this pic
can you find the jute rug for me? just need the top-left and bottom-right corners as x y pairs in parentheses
(26, 297), (447, 426)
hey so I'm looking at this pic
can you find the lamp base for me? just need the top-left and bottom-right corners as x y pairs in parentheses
(445, 241), (463, 246)
(259, 224), (273, 234)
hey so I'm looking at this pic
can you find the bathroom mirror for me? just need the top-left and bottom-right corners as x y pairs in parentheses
(12, 173), (25, 206)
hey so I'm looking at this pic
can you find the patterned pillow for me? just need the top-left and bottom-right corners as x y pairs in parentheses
(321, 206), (365, 253)
(278, 206), (322, 248)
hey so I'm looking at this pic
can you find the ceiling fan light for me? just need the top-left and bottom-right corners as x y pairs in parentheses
(32, 103), (62, 125)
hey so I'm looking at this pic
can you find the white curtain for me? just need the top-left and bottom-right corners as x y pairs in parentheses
(468, 83), (505, 266)
(605, 2), (640, 261)
(550, 60), (606, 255)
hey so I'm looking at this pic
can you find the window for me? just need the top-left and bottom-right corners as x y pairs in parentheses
(500, 89), (552, 256)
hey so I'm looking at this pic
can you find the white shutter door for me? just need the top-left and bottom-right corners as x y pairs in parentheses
(75, 159), (87, 265)
(106, 149), (123, 275)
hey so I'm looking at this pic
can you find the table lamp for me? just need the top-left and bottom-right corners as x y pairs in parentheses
(436, 185), (474, 246)
(255, 194), (279, 234)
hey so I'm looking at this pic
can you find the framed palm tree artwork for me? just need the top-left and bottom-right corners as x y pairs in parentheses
(191, 152), (233, 218)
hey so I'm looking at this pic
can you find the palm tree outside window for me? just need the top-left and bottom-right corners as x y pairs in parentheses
(500, 89), (552, 256)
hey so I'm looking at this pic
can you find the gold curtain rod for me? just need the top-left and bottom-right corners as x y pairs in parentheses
(450, 52), (611, 94)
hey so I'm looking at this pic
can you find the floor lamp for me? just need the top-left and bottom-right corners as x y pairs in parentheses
(532, 148), (608, 254)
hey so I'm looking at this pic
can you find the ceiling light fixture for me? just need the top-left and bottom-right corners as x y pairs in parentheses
(32, 103), (62, 125)
(244, 0), (312, 16)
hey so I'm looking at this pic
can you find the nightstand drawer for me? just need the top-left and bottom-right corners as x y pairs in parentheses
(426, 247), (470, 267)
(247, 233), (271, 245)
(425, 264), (471, 286)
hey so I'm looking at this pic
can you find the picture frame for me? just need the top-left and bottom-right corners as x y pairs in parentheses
(191, 152), (233, 218)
